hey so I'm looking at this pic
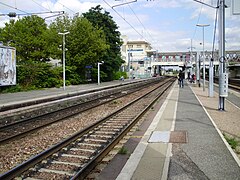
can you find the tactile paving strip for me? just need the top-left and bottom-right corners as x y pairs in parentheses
(148, 131), (187, 143)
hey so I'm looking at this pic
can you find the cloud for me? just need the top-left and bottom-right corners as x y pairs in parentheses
(225, 27), (240, 50)
(50, 0), (100, 14)
(142, 0), (194, 9)
(0, 0), (239, 52)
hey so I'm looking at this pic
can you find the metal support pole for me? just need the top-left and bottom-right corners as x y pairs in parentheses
(58, 31), (69, 90)
(198, 56), (201, 87)
(98, 61), (104, 85)
(218, 0), (226, 110)
(202, 28), (205, 91)
(190, 39), (193, 75)
(128, 50), (130, 79)
(209, 59), (214, 97)
(98, 63), (101, 85)
(196, 24), (209, 91)
(196, 52), (200, 87)
(63, 35), (66, 90)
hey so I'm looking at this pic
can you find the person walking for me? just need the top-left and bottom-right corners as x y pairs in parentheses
(178, 70), (184, 88)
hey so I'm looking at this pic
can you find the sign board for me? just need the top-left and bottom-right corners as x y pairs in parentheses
(219, 73), (228, 97)
(0, 46), (16, 86)
(85, 65), (92, 69)
(232, 0), (240, 15)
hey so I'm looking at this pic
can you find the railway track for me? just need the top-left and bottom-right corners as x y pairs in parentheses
(206, 76), (240, 92)
(0, 78), (166, 145)
(0, 77), (175, 180)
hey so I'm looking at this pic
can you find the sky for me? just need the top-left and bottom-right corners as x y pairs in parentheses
(0, 0), (239, 52)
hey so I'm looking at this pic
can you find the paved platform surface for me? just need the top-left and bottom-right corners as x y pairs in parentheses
(0, 80), (134, 108)
(1, 79), (240, 179)
(115, 82), (240, 180)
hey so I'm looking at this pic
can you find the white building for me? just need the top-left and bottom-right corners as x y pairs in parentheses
(120, 36), (153, 78)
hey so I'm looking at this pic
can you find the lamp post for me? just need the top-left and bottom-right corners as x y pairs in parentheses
(196, 24), (210, 91)
(98, 61), (104, 85)
(58, 31), (69, 90)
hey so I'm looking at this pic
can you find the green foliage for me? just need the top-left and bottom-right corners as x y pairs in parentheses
(118, 146), (128, 155)
(224, 134), (238, 149)
(0, 16), (52, 63)
(48, 15), (72, 60)
(0, 84), (22, 93)
(83, 5), (124, 81)
(67, 17), (109, 79)
(90, 67), (108, 83)
(17, 61), (62, 88)
(0, 8), (125, 92)
(113, 71), (127, 80)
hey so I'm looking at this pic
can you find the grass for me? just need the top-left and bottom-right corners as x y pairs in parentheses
(113, 100), (118, 104)
(118, 146), (128, 154)
(224, 134), (238, 149)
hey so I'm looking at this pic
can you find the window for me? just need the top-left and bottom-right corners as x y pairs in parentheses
(137, 44), (142, 48)
(128, 45), (133, 48)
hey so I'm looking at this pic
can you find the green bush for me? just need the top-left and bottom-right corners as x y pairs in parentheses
(113, 71), (127, 80)
(0, 84), (22, 93)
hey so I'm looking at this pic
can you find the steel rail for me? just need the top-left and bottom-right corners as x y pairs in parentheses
(0, 77), (175, 179)
(72, 78), (176, 179)
(0, 78), (153, 112)
(0, 79), (162, 144)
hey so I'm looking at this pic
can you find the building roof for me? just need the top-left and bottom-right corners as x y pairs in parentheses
(127, 40), (151, 45)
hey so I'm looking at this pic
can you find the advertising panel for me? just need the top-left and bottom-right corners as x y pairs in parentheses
(0, 46), (16, 86)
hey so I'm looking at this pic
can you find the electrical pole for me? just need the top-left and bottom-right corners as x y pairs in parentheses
(197, 24), (210, 91)
(218, 0), (228, 110)
(193, 0), (228, 110)
(189, 39), (195, 77)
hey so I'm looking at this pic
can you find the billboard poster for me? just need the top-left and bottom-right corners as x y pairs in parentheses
(0, 46), (16, 86)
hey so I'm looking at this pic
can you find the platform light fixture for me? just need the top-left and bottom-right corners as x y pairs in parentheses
(98, 61), (104, 85)
(196, 24), (210, 92)
(58, 31), (69, 90)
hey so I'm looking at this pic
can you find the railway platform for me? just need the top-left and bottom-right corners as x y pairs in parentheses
(0, 79), (136, 110)
(0, 78), (240, 179)
(98, 82), (240, 180)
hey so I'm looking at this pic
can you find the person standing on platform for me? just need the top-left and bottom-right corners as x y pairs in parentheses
(178, 70), (184, 88)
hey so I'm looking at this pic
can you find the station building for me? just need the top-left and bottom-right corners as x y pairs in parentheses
(120, 36), (240, 79)
(120, 37), (152, 78)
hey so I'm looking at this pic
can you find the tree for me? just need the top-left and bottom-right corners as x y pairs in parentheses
(48, 15), (72, 60)
(48, 15), (109, 83)
(83, 5), (124, 81)
(1, 16), (52, 63)
(0, 16), (64, 89)
(67, 16), (109, 81)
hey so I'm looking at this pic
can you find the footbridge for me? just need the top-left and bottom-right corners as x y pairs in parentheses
(148, 50), (240, 76)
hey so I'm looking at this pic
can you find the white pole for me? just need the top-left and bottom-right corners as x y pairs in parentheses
(196, 52), (200, 87)
(202, 27), (205, 91)
(63, 34), (66, 90)
(58, 31), (69, 90)
(196, 24), (209, 91)
(98, 62), (100, 85)
(209, 59), (214, 97)
(218, 0), (226, 110)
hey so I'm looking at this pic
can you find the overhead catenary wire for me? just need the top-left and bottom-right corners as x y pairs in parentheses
(103, 0), (160, 50)
(103, 0), (147, 41)
(127, 3), (161, 51)
(53, 0), (76, 14)
(192, 3), (203, 40)
(31, 0), (53, 12)
(0, 1), (29, 15)
(0, 1), (64, 19)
